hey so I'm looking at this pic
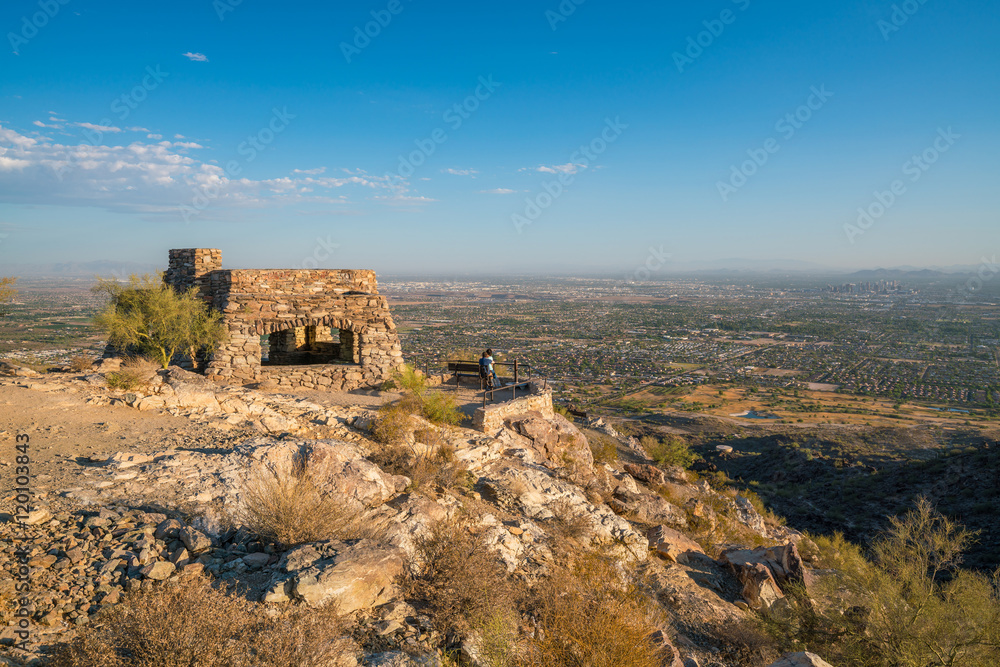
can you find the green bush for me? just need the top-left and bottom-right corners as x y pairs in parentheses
(641, 435), (696, 469)
(92, 273), (227, 369)
(421, 391), (464, 425)
(768, 499), (1000, 667)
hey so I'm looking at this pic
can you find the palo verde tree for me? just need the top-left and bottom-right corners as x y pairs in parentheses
(0, 276), (17, 318)
(92, 274), (227, 369)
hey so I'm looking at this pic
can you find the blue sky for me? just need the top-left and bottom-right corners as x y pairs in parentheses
(0, 0), (997, 275)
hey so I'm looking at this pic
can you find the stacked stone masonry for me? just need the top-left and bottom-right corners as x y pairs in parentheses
(164, 249), (403, 391)
(473, 385), (554, 433)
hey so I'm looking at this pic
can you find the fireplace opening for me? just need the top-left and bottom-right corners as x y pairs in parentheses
(260, 325), (357, 366)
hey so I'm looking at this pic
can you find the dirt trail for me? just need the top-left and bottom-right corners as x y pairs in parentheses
(0, 383), (251, 512)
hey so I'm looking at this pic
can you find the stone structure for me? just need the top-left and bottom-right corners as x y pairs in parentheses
(164, 248), (403, 390)
(472, 384), (554, 433)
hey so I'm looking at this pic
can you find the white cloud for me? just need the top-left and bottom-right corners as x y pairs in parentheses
(293, 167), (326, 175)
(480, 188), (516, 194)
(535, 162), (586, 175)
(182, 52), (209, 62)
(76, 122), (122, 134)
(147, 134), (163, 140)
(442, 168), (478, 176)
(125, 126), (150, 133)
(0, 122), (400, 218)
(174, 134), (186, 140)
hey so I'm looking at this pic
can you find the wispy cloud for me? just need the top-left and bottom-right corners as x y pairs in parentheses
(442, 168), (478, 176)
(76, 122), (122, 134)
(293, 167), (326, 175)
(182, 52), (209, 62)
(0, 122), (400, 217)
(480, 188), (516, 194)
(533, 162), (586, 175)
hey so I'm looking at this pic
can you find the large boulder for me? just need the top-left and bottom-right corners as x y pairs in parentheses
(624, 462), (688, 486)
(767, 652), (834, 667)
(289, 540), (406, 613)
(0, 361), (39, 377)
(234, 438), (409, 509)
(720, 543), (812, 610)
(608, 486), (687, 527)
(163, 367), (221, 410)
(481, 463), (647, 561)
(647, 525), (705, 565)
(505, 413), (594, 472)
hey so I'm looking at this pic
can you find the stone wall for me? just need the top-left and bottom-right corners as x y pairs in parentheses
(164, 249), (403, 391)
(473, 385), (554, 434)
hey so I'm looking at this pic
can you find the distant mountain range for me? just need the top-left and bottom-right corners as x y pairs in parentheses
(2, 258), (986, 279)
(5, 260), (164, 278)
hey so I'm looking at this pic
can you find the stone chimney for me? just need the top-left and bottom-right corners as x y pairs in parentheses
(164, 248), (221, 303)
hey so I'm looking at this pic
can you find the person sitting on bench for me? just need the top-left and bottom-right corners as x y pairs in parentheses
(478, 351), (495, 390)
(485, 348), (502, 387)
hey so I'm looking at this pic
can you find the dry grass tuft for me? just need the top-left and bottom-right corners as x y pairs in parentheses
(406, 518), (518, 640)
(584, 429), (619, 465)
(51, 572), (354, 666)
(235, 457), (383, 548)
(68, 355), (96, 372)
(370, 430), (473, 496)
(524, 553), (670, 667)
(105, 355), (159, 391)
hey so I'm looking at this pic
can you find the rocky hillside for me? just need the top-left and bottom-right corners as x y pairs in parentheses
(0, 361), (991, 666)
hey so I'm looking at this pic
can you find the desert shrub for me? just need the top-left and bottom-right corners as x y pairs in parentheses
(373, 396), (421, 445)
(370, 435), (472, 495)
(703, 619), (780, 667)
(544, 498), (595, 553)
(105, 356), (159, 391)
(641, 435), (696, 469)
(407, 518), (518, 642)
(69, 355), (95, 372)
(372, 375), (463, 445)
(524, 553), (668, 667)
(421, 391), (464, 426)
(235, 457), (382, 548)
(769, 499), (1000, 667)
(585, 429), (619, 464)
(394, 363), (429, 396)
(92, 273), (227, 369)
(51, 573), (354, 666)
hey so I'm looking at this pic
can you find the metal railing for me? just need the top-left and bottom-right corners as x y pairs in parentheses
(483, 380), (534, 407)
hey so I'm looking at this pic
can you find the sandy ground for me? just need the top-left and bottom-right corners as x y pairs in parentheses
(0, 382), (254, 512)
